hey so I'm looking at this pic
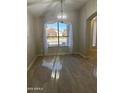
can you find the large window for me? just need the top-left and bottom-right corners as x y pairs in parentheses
(46, 22), (69, 47)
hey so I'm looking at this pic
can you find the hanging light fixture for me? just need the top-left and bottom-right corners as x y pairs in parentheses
(57, 0), (67, 21)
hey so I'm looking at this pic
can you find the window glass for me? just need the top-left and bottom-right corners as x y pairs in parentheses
(59, 37), (68, 46)
(59, 22), (68, 36)
(47, 22), (58, 36)
(47, 37), (58, 46)
(46, 22), (69, 47)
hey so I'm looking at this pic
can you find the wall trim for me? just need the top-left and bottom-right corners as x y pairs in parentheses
(27, 56), (38, 72)
(43, 52), (90, 59)
(77, 52), (90, 59)
(37, 53), (43, 57)
(44, 52), (72, 56)
(27, 53), (43, 72)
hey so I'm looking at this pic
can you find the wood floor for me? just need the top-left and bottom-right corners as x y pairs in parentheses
(27, 55), (97, 93)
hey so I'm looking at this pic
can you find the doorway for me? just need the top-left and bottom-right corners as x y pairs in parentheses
(86, 12), (97, 60)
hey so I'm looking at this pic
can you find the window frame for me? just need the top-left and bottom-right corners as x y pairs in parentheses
(47, 22), (69, 47)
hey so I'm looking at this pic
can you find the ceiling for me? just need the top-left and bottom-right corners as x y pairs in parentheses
(27, 0), (88, 17)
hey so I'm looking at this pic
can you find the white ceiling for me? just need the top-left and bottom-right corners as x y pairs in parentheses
(27, 0), (88, 17)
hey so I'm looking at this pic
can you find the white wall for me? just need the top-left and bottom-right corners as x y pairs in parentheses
(34, 17), (44, 55)
(79, 0), (97, 55)
(27, 11), (38, 66)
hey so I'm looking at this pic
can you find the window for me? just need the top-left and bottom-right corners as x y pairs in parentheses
(47, 22), (58, 46)
(58, 22), (68, 46)
(46, 22), (69, 47)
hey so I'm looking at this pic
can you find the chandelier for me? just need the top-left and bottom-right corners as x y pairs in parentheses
(57, 0), (67, 21)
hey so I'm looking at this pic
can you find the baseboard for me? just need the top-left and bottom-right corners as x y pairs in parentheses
(78, 53), (90, 59)
(44, 52), (72, 56)
(37, 53), (43, 57)
(27, 56), (38, 72)
(44, 52), (88, 58)
(72, 52), (80, 55)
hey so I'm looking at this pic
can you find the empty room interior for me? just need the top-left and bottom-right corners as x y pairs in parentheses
(27, 0), (97, 93)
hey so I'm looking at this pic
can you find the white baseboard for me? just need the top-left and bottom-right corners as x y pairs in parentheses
(37, 53), (43, 57)
(78, 52), (90, 59)
(27, 56), (38, 72)
(43, 52), (89, 58)
(44, 52), (72, 56)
